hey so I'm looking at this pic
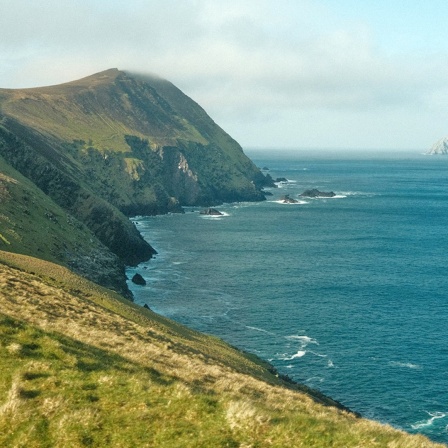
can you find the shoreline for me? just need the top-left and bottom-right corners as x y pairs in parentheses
(126, 213), (362, 416)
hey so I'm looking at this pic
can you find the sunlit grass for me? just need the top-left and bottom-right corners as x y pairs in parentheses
(0, 255), (444, 447)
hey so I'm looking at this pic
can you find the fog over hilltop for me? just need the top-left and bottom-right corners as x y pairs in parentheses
(2, 1), (448, 150)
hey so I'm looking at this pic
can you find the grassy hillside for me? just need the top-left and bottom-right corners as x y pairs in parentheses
(0, 155), (131, 296)
(0, 251), (443, 447)
(0, 68), (271, 210)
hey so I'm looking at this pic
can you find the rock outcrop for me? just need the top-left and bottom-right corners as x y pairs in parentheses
(132, 273), (147, 286)
(427, 137), (448, 155)
(300, 189), (336, 198)
(279, 194), (299, 204)
(200, 208), (223, 216)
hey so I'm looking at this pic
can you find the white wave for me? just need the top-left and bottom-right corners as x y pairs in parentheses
(274, 179), (297, 185)
(308, 350), (327, 358)
(278, 350), (307, 361)
(327, 360), (334, 368)
(273, 199), (308, 205)
(411, 411), (446, 429)
(339, 191), (376, 197)
(389, 361), (422, 369)
(306, 376), (324, 383)
(290, 350), (307, 359)
(285, 335), (319, 345)
(200, 211), (230, 219)
(245, 325), (276, 335)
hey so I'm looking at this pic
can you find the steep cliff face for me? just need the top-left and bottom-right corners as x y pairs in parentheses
(0, 69), (272, 293)
(0, 68), (271, 214)
(0, 123), (156, 267)
(427, 137), (448, 155)
(0, 155), (131, 297)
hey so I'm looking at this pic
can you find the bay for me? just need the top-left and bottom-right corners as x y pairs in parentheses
(127, 150), (448, 444)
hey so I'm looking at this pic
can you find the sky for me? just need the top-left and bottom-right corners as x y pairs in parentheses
(1, 0), (448, 151)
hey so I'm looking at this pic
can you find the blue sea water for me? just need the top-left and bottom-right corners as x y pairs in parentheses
(127, 150), (448, 444)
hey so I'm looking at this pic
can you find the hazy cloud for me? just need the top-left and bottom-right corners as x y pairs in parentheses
(1, 0), (448, 149)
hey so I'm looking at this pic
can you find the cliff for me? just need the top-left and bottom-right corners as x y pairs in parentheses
(427, 137), (448, 155)
(0, 69), (273, 294)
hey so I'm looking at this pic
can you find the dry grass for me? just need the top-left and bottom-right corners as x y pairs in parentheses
(0, 254), (444, 447)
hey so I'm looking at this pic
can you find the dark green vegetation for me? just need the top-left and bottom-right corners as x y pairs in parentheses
(0, 251), (443, 447)
(0, 68), (273, 294)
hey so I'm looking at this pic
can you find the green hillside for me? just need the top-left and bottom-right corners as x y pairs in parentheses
(0, 155), (130, 296)
(0, 252), (442, 448)
(0, 69), (273, 292)
(0, 68), (271, 210)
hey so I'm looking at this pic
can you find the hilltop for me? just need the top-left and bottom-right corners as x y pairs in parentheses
(0, 69), (273, 294)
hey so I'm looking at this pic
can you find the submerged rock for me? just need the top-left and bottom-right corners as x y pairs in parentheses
(300, 189), (336, 198)
(131, 273), (146, 286)
(200, 208), (223, 216)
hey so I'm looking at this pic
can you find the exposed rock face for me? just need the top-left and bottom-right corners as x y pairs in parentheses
(200, 208), (223, 215)
(427, 137), (448, 155)
(0, 68), (272, 294)
(300, 189), (336, 198)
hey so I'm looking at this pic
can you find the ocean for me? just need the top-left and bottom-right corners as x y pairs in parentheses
(127, 150), (448, 444)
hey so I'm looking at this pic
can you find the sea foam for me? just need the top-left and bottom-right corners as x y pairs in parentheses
(411, 412), (446, 429)
(389, 361), (422, 369)
(280, 350), (307, 360)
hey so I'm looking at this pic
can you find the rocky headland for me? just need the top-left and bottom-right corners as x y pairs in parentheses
(0, 68), (273, 296)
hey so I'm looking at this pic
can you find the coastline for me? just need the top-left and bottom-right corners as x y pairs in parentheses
(126, 212), (361, 413)
(124, 152), (448, 445)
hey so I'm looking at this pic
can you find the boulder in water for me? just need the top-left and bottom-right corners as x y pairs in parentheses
(300, 189), (336, 198)
(131, 273), (146, 286)
(200, 208), (223, 216)
(279, 194), (298, 204)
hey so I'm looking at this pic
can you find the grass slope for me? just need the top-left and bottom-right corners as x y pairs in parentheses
(0, 252), (443, 447)
(0, 156), (129, 295)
